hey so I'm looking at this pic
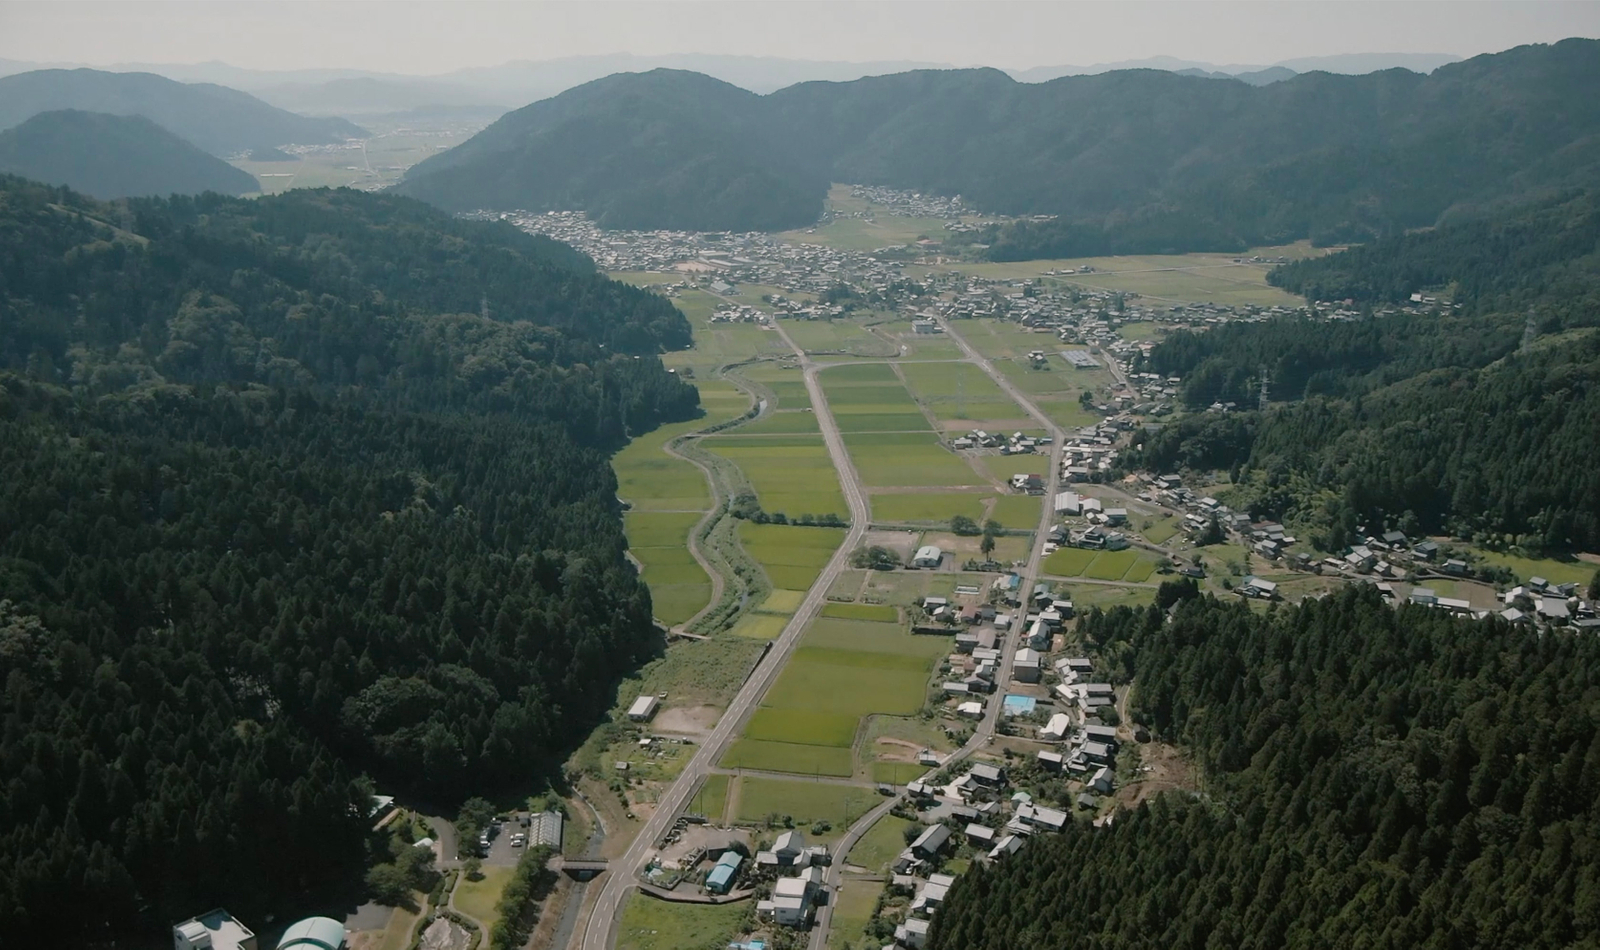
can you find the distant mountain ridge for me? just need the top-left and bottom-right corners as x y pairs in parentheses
(396, 38), (1600, 253)
(0, 51), (1468, 119)
(0, 68), (366, 154)
(0, 109), (258, 198)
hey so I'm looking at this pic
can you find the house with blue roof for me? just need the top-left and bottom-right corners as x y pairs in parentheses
(706, 851), (743, 894)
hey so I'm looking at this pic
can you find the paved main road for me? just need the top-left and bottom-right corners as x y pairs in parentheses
(808, 319), (1067, 949)
(576, 322), (872, 950)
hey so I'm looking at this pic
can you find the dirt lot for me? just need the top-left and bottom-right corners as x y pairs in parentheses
(863, 528), (919, 558)
(874, 736), (924, 763)
(1115, 742), (1196, 809)
(657, 826), (754, 870)
(655, 704), (720, 738)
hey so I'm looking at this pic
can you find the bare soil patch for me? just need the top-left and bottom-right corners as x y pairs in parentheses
(863, 528), (920, 557)
(1116, 742), (1196, 809)
(873, 737), (922, 763)
(655, 704), (721, 737)
(419, 916), (469, 950)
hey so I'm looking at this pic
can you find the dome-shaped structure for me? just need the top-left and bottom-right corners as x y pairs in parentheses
(275, 917), (345, 950)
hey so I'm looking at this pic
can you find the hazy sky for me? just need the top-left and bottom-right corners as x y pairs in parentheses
(3, 1), (1598, 73)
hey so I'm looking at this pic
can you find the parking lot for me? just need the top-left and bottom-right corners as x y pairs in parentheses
(479, 813), (532, 867)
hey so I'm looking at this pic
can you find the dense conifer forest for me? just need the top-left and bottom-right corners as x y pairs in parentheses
(0, 176), (696, 943)
(931, 590), (1600, 949)
(1127, 188), (1600, 551)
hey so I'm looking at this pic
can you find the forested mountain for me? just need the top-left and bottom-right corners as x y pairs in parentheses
(1128, 189), (1600, 551)
(399, 39), (1600, 252)
(1268, 189), (1600, 310)
(0, 68), (366, 154)
(0, 175), (696, 944)
(931, 590), (1600, 949)
(395, 70), (826, 230)
(0, 110), (259, 198)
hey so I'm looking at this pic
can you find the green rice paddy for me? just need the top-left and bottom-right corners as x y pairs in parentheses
(738, 523), (845, 590)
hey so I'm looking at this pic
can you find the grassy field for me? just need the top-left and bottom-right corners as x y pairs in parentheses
(828, 876), (882, 950)
(759, 588), (809, 613)
(616, 894), (746, 950)
(1043, 547), (1098, 576)
(234, 119), (486, 195)
(822, 603), (899, 622)
(848, 814), (918, 873)
(690, 774), (730, 822)
(1084, 549), (1139, 580)
(1468, 548), (1598, 587)
(818, 364), (935, 433)
(844, 432), (983, 487)
(981, 453), (1050, 480)
(1073, 584), (1159, 610)
(453, 866), (514, 930)
(989, 494), (1043, 529)
(870, 492), (989, 525)
(729, 613), (790, 640)
(734, 776), (881, 826)
(738, 523), (845, 590)
(703, 434), (847, 517)
(927, 246), (1316, 307)
(738, 361), (812, 409)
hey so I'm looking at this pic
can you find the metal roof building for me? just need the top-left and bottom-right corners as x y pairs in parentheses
(275, 917), (345, 950)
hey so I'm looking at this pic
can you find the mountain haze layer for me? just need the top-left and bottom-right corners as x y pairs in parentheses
(0, 110), (259, 198)
(399, 39), (1600, 254)
(0, 68), (366, 154)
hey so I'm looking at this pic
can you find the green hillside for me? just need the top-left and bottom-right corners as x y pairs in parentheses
(0, 110), (259, 198)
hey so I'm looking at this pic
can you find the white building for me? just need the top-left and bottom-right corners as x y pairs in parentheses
(913, 545), (944, 569)
(627, 695), (660, 721)
(174, 910), (256, 950)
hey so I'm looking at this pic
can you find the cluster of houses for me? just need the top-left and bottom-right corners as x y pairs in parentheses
(1056, 422), (1129, 482)
(1048, 491), (1132, 551)
(951, 428), (1048, 456)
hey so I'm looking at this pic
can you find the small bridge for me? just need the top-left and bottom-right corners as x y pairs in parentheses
(549, 857), (609, 881)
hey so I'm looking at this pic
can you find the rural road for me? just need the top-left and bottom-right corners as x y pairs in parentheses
(575, 320), (873, 950)
(807, 318), (1068, 950)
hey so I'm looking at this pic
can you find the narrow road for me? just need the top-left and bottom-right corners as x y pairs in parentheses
(808, 318), (1067, 950)
(658, 371), (766, 633)
(576, 322), (873, 950)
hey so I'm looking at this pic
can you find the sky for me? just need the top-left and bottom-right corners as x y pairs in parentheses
(2, 0), (1598, 74)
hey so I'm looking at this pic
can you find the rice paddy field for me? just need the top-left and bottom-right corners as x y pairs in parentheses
(899, 360), (1032, 427)
(817, 362), (933, 433)
(721, 618), (947, 778)
(611, 378), (753, 625)
(704, 434), (848, 517)
(785, 319), (899, 357)
(869, 491), (989, 525)
(626, 512), (712, 625)
(738, 523), (846, 591)
(844, 432), (984, 488)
